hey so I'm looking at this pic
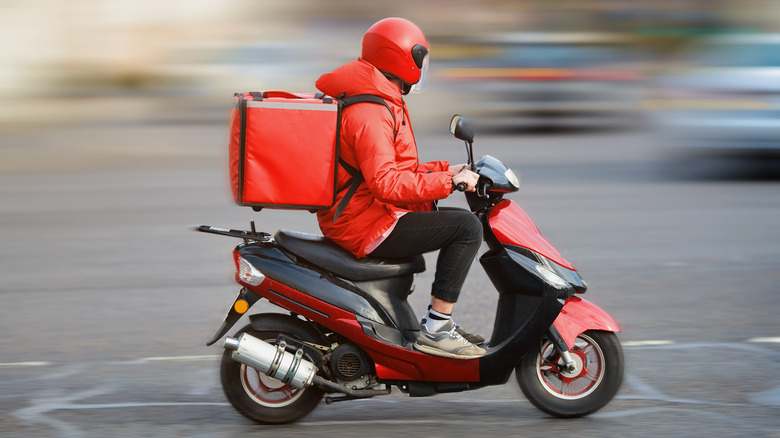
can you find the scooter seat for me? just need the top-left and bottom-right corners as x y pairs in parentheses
(274, 229), (425, 281)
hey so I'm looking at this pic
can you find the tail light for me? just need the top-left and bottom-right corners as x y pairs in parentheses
(234, 252), (266, 286)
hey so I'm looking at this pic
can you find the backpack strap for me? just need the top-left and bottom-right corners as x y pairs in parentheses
(340, 94), (397, 141)
(332, 94), (396, 223)
(332, 158), (364, 223)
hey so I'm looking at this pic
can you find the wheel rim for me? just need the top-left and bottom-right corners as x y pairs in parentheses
(238, 338), (306, 408)
(535, 333), (606, 400)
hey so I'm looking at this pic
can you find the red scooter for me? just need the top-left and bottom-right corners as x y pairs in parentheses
(198, 115), (623, 424)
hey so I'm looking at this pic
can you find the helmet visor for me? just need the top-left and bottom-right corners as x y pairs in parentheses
(411, 52), (429, 93)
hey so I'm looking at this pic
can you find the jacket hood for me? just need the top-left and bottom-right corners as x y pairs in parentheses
(316, 58), (403, 105)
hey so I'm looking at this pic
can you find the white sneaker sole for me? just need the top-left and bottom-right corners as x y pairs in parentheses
(413, 342), (485, 359)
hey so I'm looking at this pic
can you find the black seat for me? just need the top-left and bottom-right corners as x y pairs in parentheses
(274, 229), (425, 282)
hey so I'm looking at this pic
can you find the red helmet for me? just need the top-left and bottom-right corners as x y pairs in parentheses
(362, 18), (430, 94)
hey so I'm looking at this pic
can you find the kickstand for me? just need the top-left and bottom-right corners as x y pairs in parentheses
(323, 385), (392, 405)
(324, 394), (367, 405)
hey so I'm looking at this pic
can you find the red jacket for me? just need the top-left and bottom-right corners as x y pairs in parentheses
(315, 59), (454, 258)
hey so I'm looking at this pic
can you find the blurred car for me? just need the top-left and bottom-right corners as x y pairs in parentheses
(649, 34), (780, 157)
(434, 33), (646, 127)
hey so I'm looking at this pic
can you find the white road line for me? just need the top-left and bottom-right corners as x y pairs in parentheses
(3, 338), (778, 370)
(297, 418), (538, 427)
(140, 355), (221, 362)
(748, 337), (780, 343)
(0, 361), (51, 367)
(621, 340), (675, 347)
(50, 402), (230, 410)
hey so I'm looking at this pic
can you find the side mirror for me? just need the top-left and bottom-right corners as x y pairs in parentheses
(449, 115), (475, 143)
(449, 115), (476, 171)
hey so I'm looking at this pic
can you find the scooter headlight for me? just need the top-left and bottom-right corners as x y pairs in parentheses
(505, 169), (520, 189)
(535, 264), (569, 288)
(237, 255), (266, 286)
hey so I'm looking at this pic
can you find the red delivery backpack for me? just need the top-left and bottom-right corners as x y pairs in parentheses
(229, 91), (394, 220)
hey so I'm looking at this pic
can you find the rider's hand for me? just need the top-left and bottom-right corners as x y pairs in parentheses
(448, 163), (467, 174)
(452, 169), (479, 192)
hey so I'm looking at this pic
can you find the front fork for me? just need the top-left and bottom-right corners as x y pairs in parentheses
(544, 296), (622, 373)
(546, 325), (577, 373)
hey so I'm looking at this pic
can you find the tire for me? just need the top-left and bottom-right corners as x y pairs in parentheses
(220, 316), (325, 424)
(516, 330), (623, 418)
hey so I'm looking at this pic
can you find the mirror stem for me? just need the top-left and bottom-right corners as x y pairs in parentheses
(467, 141), (475, 171)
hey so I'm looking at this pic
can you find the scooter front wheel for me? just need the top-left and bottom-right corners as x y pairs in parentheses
(516, 330), (623, 418)
(220, 317), (325, 424)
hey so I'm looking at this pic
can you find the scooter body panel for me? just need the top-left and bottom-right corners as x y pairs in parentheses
(554, 296), (622, 347)
(476, 246), (570, 384)
(237, 244), (393, 326)
(254, 276), (482, 382)
(236, 244), (483, 383)
(488, 199), (576, 270)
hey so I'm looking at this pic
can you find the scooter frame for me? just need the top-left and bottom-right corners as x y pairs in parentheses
(199, 191), (619, 395)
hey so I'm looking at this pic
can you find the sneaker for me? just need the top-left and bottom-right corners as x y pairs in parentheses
(414, 320), (486, 359)
(453, 322), (485, 346)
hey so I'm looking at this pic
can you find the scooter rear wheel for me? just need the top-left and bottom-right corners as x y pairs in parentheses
(220, 317), (325, 424)
(516, 330), (623, 418)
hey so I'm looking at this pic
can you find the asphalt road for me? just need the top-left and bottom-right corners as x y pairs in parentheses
(1, 118), (779, 437)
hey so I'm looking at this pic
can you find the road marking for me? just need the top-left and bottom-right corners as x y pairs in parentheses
(298, 418), (537, 427)
(4, 339), (778, 369)
(0, 361), (51, 367)
(621, 340), (674, 347)
(140, 355), (221, 362)
(748, 337), (780, 343)
(47, 401), (230, 410)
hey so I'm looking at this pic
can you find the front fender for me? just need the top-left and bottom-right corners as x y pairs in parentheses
(553, 296), (621, 347)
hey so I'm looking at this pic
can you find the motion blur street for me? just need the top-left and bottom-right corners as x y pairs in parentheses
(2, 1), (780, 437)
(2, 113), (779, 437)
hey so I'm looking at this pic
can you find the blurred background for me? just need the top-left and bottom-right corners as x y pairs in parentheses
(2, 1), (779, 437)
(3, 0), (780, 168)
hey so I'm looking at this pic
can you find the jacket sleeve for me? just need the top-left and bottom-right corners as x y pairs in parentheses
(347, 106), (453, 204)
(418, 160), (450, 173)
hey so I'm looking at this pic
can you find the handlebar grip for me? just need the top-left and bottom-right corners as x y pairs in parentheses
(455, 182), (467, 192)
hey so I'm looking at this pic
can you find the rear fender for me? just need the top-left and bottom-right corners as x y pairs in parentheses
(553, 296), (621, 347)
(205, 287), (262, 346)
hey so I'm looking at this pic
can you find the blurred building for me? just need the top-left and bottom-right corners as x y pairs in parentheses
(1, 0), (778, 128)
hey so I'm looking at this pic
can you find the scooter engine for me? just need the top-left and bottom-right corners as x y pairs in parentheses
(330, 344), (371, 382)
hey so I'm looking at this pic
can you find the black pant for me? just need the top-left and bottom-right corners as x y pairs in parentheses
(368, 208), (483, 303)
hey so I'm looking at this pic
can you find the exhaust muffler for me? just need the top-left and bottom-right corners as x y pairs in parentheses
(223, 333), (317, 389)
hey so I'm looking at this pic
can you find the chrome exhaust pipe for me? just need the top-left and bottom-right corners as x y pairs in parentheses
(223, 333), (317, 389)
